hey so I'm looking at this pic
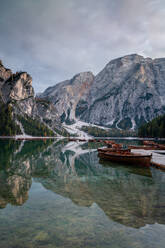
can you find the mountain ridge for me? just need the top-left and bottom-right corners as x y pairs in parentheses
(0, 60), (69, 137)
(40, 54), (165, 130)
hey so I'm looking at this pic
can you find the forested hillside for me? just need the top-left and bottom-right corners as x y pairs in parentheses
(138, 115), (165, 138)
(0, 60), (69, 137)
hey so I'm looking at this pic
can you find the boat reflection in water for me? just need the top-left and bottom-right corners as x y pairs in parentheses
(0, 139), (165, 247)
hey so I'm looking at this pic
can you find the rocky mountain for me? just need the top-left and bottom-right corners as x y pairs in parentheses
(41, 71), (94, 124)
(82, 54), (165, 129)
(0, 60), (68, 136)
(40, 54), (165, 130)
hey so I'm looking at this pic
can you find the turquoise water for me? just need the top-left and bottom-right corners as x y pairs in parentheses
(0, 139), (165, 248)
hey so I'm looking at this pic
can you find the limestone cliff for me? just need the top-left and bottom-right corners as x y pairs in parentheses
(82, 54), (165, 129)
(0, 60), (68, 136)
(41, 54), (165, 130)
(40, 72), (94, 124)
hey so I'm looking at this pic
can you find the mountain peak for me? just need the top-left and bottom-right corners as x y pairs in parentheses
(109, 54), (150, 65)
(40, 53), (165, 130)
(69, 71), (94, 85)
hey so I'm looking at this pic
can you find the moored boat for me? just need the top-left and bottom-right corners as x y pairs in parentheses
(128, 145), (165, 150)
(104, 140), (116, 147)
(98, 151), (152, 167)
(128, 145), (158, 150)
(104, 140), (115, 145)
(143, 140), (156, 146)
(98, 147), (131, 153)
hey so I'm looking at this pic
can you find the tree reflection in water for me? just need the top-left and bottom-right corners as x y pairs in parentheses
(0, 139), (165, 229)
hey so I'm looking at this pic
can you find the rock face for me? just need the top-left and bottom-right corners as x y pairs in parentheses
(41, 54), (165, 129)
(0, 60), (12, 99)
(0, 60), (67, 136)
(1, 72), (34, 104)
(82, 54), (165, 129)
(0, 60), (12, 81)
(40, 72), (94, 124)
(36, 98), (62, 132)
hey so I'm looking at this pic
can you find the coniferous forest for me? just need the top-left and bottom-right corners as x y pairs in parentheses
(81, 126), (137, 137)
(138, 114), (165, 138)
(0, 103), (21, 136)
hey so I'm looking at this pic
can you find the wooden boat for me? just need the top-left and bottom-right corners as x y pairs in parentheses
(112, 143), (123, 149)
(98, 147), (131, 153)
(143, 141), (165, 149)
(104, 140), (115, 144)
(104, 140), (123, 149)
(128, 145), (165, 150)
(104, 140), (116, 147)
(143, 141), (156, 146)
(128, 145), (157, 150)
(98, 151), (152, 167)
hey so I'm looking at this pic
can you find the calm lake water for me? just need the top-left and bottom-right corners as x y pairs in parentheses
(0, 139), (165, 248)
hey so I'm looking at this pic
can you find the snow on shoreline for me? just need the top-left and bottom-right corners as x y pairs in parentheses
(0, 135), (58, 140)
(0, 120), (111, 140)
(0, 135), (165, 141)
(63, 119), (110, 138)
(1, 118), (165, 140)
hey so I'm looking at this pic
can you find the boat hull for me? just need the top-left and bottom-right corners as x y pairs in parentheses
(98, 148), (131, 153)
(98, 152), (152, 167)
(128, 145), (165, 150)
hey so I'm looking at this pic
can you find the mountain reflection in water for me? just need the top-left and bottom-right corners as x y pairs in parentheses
(0, 139), (165, 231)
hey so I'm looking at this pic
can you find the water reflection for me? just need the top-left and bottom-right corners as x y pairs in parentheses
(0, 139), (165, 230)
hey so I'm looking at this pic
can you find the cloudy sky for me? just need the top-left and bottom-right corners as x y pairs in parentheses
(0, 0), (165, 92)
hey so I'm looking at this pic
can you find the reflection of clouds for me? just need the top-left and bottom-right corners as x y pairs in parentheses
(37, 150), (165, 229)
(1, 139), (165, 229)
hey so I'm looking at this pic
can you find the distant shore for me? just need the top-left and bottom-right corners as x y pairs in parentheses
(0, 135), (59, 140)
(0, 136), (165, 141)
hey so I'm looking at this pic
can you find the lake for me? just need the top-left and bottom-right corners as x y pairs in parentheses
(0, 139), (165, 248)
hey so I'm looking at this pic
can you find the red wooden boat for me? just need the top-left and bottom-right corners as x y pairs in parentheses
(104, 140), (115, 145)
(98, 147), (131, 153)
(128, 145), (165, 150)
(143, 141), (156, 146)
(98, 151), (152, 167)
(104, 140), (116, 147)
(128, 145), (157, 150)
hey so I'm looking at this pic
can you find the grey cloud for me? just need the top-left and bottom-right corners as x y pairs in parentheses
(0, 0), (165, 92)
